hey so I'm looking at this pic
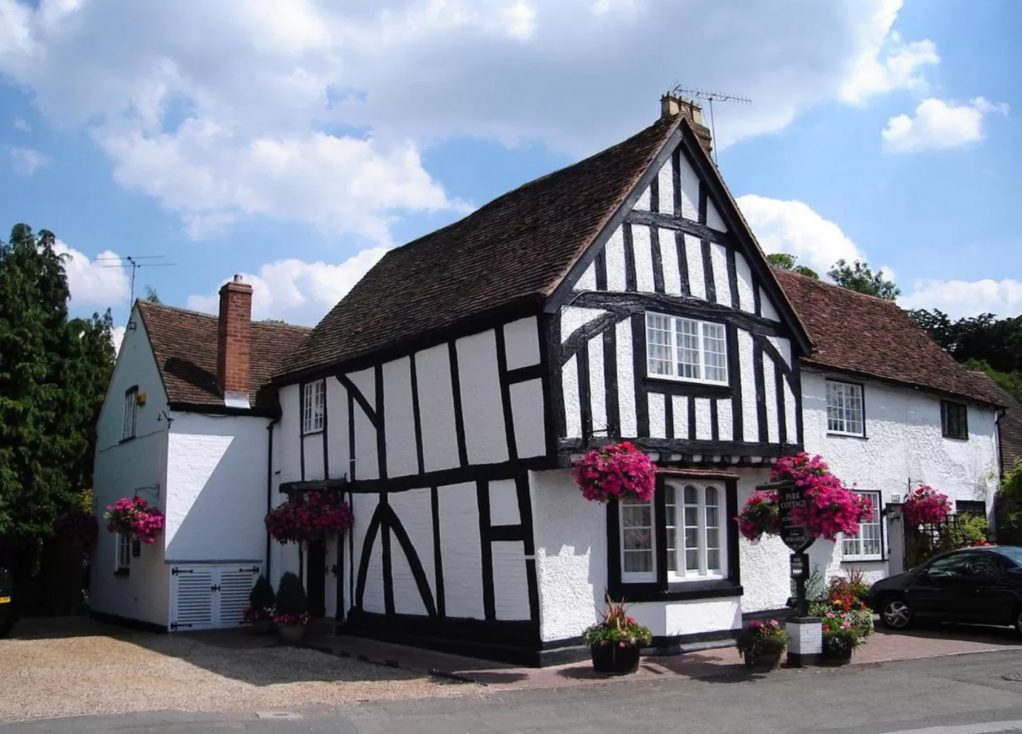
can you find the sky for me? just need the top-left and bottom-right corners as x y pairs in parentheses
(1, 0), (1020, 349)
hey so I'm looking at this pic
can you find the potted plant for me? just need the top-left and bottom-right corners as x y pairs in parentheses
(821, 611), (861, 663)
(273, 572), (310, 644)
(103, 496), (165, 544)
(242, 575), (276, 633)
(571, 442), (657, 503)
(582, 595), (653, 675)
(736, 619), (788, 671)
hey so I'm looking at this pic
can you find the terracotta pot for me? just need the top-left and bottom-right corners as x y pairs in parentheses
(277, 623), (307, 645)
(590, 643), (641, 675)
(743, 649), (784, 671)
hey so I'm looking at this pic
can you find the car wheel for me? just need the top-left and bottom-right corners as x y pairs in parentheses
(880, 597), (912, 629)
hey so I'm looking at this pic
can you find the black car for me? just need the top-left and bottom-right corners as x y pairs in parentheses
(869, 546), (1022, 634)
(0, 566), (13, 637)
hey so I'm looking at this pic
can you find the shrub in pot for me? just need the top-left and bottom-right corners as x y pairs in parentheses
(273, 572), (310, 644)
(821, 611), (862, 663)
(242, 575), (276, 633)
(582, 595), (652, 675)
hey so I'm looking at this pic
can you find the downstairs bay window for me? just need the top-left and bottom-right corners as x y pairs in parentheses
(609, 474), (740, 600)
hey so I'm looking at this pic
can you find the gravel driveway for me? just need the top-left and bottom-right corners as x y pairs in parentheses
(2, 617), (476, 724)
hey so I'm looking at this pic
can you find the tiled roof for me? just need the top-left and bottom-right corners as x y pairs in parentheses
(282, 114), (683, 377)
(774, 270), (1005, 407)
(969, 374), (1022, 471)
(136, 301), (310, 413)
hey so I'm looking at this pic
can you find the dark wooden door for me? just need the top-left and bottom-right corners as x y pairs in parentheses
(307, 540), (327, 617)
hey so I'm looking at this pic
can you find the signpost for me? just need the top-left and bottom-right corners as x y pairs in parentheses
(757, 479), (820, 666)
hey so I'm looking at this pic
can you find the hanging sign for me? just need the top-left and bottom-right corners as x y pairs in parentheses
(777, 482), (813, 553)
(789, 552), (807, 579)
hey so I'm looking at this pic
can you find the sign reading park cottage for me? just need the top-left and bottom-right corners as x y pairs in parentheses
(778, 483), (811, 553)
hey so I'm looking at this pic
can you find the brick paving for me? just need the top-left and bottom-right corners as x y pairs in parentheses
(306, 624), (1021, 691)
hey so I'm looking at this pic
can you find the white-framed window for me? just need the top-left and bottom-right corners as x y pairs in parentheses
(115, 532), (131, 572)
(842, 490), (882, 561)
(826, 380), (864, 436)
(302, 380), (325, 435)
(645, 312), (728, 385)
(619, 482), (728, 583)
(122, 386), (138, 440)
(620, 495), (656, 582)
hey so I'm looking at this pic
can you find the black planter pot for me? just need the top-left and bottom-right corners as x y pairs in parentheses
(821, 638), (854, 664)
(743, 649), (784, 671)
(590, 643), (641, 674)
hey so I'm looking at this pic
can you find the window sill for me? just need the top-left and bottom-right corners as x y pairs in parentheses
(842, 557), (884, 564)
(826, 431), (867, 440)
(942, 435), (969, 442)
(645, 373), (729, 388)
(119, 436), (136, 444)
(609, 579), (742, 602)
(113, 568), (130, 577)
(301, 429), (324, 437)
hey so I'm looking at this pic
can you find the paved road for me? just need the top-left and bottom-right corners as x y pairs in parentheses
(6, 650), (1022, 733)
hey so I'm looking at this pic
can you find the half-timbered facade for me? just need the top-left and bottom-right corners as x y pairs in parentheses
(270, 97), (815, 663)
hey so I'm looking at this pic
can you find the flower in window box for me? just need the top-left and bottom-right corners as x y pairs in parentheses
(571, 442), (657, 504)
(103, 497), (165, 544)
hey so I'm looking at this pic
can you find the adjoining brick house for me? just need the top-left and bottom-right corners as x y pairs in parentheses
(92, 97), (1007, 663)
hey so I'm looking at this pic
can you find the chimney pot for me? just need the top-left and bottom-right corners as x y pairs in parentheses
(217, 276), (253, 408)
(660, 93), (713, 158)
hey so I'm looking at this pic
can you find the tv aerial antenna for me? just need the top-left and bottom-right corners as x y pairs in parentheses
(97, 254), (177, 319)
(670, 86), (751, 161)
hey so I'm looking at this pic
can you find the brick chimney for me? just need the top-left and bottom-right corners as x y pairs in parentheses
(661, 93), (713, 158)
(217, 274), (253, 408)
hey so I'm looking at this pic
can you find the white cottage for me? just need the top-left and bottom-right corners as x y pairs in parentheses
(91, 281), (309, 631)
(92, 97), (1006, 663)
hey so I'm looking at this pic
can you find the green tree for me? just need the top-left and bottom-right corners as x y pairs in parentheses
(0, 224), (114, 583)
(766, 252), (819, 279)
(827, 259), (900, 300)
(144, 286), (161, 304)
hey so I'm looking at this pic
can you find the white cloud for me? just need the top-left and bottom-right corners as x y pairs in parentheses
(883, 97), (1009, 153)
(110, 325), (126, 356)
(736, 194), (865, 275)
(12, 116), (30, 131)
(0, 0), (940, 241)
(8, 145), (49, 175)
(187, 246), (390, 325)
(52, 240), (130, 309)
(899, 278), (1022, 319)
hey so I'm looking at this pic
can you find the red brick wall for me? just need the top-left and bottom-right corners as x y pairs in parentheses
(217, 279), (253, 396)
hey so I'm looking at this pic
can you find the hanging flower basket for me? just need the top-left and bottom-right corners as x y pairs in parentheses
(103, 497), (165, 544)
(571, 441), (657, 504)
(265, 490), (353, 545)
(903, 485), (951, 526)
(735, 453), (873, 542)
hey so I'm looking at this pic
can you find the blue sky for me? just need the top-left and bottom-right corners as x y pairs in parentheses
(1, 0), (1019, 345)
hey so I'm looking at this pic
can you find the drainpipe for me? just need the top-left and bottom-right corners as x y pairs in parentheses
(265, 416), (280, 578)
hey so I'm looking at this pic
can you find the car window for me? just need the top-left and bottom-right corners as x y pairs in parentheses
(964, 554), (1003, 578)
(926, 554), (971, 577)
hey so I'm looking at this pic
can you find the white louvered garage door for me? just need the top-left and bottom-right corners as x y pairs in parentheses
(170, 564), (260, 631)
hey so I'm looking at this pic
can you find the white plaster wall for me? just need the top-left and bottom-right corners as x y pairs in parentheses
(710, 243), (731, 307)
(684, 234), (706, 300)
(456, 330), (509, 465)
(164, 412), (268, 563)
(678, 154), (699, 221)
(694, 397), (712, 440)
(325, 378), (350, 479)
(492, 541), (531, 620)
(575, 262), (597, 291)
(437, 482), (484, 619)
(738, 329), (759, 442)
(348, 367), (379, 481)
(389, 488), (437, 612)
(605, 227), (627, 292)
(760, 288), (779, 321)
(801, 369), (1001, 583)
(706, 199), (728, 232)
(648, 392), (667, 438)
(415, 343), (460, 472)
(656, 156), (674, 214)
(630, 598), (741, 637)
(503, 317), (541, 370)
(510, 379), (546, 458)
(659, 227), (682, 296)
(302, 433), (325, 481)
(632, 225), (655, 293)
(734, 253), (755, 314)
(489, 479), (520, 525)
(383, 357), (418, 478)
(672, 395), (689, 439)
(561, 307), (606, 343)
(763, 359), (779, 444)
(717, 399), (734, 442)
(587, 336), (607, 433)
(737, 468), (794, 612)
(277, 384), (302, 485)
(351, 492), (385, 613)
(563, 355), (581, 439)
(92, 306), (172, 627)
(616, 320), (637, 436)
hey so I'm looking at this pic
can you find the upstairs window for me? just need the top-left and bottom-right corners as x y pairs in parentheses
(122, 386), (138, 440)
(826, 380), (864, 436)
(302, 380), (325, 435)
(645, 312), (728, 385)
(941, 400), (968, 439)
(842, 490), (882, 561)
